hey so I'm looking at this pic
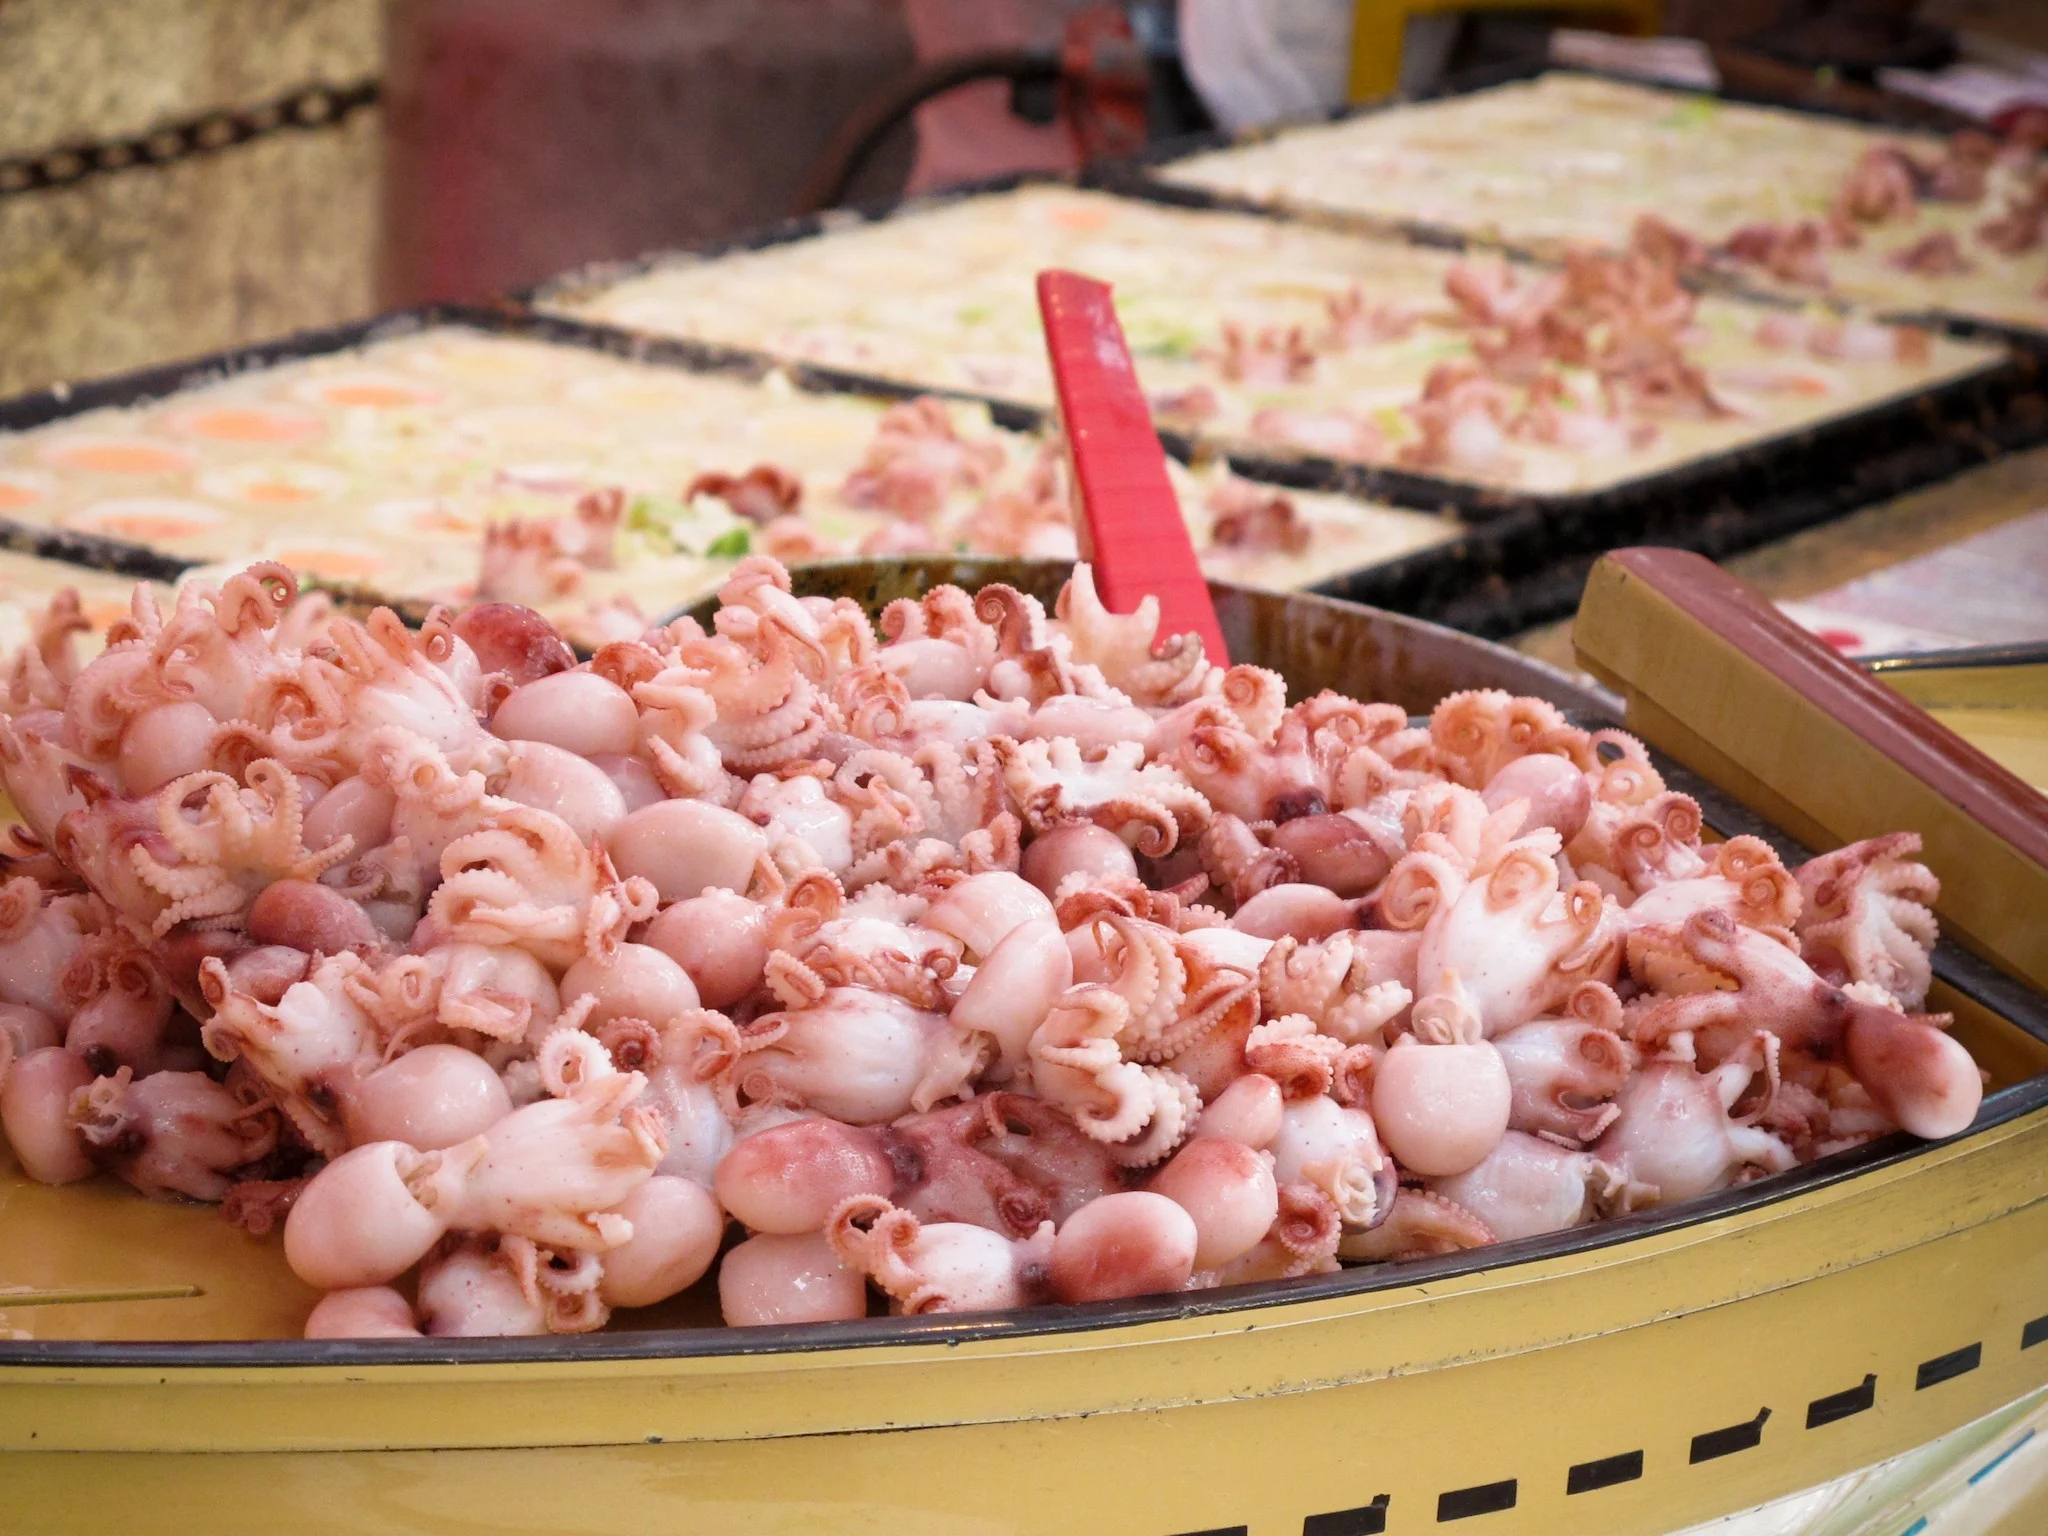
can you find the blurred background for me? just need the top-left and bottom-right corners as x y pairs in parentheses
(2, 0), (2044, 397)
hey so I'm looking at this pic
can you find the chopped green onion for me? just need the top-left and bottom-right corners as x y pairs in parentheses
(1658, 99), (1718, 131)
(706, 526), (752, 558)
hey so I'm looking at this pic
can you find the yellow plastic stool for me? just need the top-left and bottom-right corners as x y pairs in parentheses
(1348, 0), (1665, 103)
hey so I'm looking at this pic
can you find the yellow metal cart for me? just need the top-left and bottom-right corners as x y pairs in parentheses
(1348, 0), (1664, 102)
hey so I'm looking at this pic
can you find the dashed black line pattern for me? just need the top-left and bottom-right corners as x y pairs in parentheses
(1807, 1374), (1878, 1428)
(1566, 1450), (1644, 1494)
(1917, 1344), (1982, 1390)
(1161, 1329), (2027, 1536)
(1436, 1479), (1517, 1521)
(1691, 1407), (1771, 1463)
(1302, 1495), (1390, 1535)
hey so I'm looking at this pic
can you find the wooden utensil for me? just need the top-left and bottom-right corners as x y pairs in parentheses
(1575, 546), (2048, 992)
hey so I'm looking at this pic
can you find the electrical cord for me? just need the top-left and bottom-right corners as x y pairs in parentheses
(794, 48), (1061, 215)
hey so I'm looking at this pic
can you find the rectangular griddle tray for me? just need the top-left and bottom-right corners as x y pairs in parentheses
(0, 295), (1470, 628)
(521, 175), (2044, 640)
(0, 303), (783, 598)
(1113, 59), (2048, 355)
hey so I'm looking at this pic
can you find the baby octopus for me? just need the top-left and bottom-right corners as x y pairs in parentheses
(0, 560), (1982, 1338)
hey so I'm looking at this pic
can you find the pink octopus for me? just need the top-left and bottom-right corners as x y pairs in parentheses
(0, 555), (1989, 1340)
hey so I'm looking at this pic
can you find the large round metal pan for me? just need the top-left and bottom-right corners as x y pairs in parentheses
(3, 561), (2045, 1536)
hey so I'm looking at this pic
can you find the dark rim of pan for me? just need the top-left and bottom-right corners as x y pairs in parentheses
(1864, 641), (2048, 672)
(2, 737), (2042, 1370)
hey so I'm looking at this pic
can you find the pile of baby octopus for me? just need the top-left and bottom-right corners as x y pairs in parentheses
(477, 399), (1320, 646)
(1221, 219), (1942, 480)
(1719, 128), (2048, 286)
(0, 557), (1982, 1337)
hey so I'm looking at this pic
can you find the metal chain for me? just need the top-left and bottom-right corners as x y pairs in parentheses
(0, 77), (380, 200)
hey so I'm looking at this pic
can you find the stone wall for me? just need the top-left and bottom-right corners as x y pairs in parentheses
(0, 0), (383, 396)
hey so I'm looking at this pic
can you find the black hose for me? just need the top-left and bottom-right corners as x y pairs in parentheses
(795, 48), (1062, 215)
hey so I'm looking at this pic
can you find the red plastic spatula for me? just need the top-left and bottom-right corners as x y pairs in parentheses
(1036, 269), (1230, 665)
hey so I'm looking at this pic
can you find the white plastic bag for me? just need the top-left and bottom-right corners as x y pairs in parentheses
(1179, 0), (1349, 132)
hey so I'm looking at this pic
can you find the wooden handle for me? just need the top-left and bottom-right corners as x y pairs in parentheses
(1036, 269), (1229, 665)
(1574, 547), (2048, 991)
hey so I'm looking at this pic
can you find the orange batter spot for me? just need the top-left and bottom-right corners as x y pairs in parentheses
(179, 408), (324, 444)
(1048, 204), (1113, 232)
(1781, 374), (1834, 396)
(96, 514), (213, 542)
(275, 548), (382, 579)
(0, 482), (42, 509)
(411, 509), (477, 535)
(242, 481), (320, 504)
(48, 442), (193, 475)
(321, 383), (434, 408)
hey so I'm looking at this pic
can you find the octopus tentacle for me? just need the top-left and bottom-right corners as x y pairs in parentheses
(1338, 1187), (1496, 1262)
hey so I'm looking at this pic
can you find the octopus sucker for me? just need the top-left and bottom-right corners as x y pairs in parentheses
(0, 558), (1978, 1335)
